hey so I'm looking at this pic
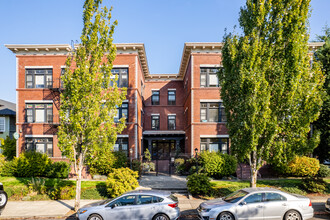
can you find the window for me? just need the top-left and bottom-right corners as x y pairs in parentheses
(137, 195), (153, 205)
(151, 115), (160, 130)
(25, 103), (53, 123)
(244, 193), (263, 204)
(265, 193), (286, 202)
(152, 196), (164, 203)
(25, 138), (53, 157)
(110, 68), (128, 88)
(0, 117), (5, 132)
(113, 138), (128, 156)
(200, 102), (226, 122)
(60, 68), (65, 88)
(110, 195), (136, 207)
(26, 69), (53, 88)
(200, 67), (219, 87)
(114, 102), (128, 122)
(200, 138), (229, 153)
(168, 115), (176, 130)
(151, 91), (160, 105)
(168, 90), (176, 105)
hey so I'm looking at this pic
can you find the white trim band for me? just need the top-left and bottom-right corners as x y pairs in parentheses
(200, 135), (229, 138)
(117, 135), (129, 138)
(151, 113), (160, 116)
(151, 89), (160, 91)
(113, 65), (129, 68)
(168, 114), (176, 116)
(25, 135), (53, 138)
(168, 88), (176, 91)
(25, 66), (53, 69)
(200, 64), (221, 68)
(25, 100), (53, 103)
(200, 99), (223, 102)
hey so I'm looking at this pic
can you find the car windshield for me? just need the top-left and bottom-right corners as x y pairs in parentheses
(224, 190), (248, 203)
(100, 198), (114, 205)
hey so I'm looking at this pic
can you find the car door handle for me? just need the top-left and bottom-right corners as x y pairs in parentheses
(257, 205), (263, 208)
(282, 203), (287, 206)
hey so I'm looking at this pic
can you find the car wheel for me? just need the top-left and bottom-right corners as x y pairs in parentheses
(0, 190), (8, 209)
(87, 214), (103, 220)
(284, 210), (301, 220)
(153, 213), (169, 220)
(217, 212), (234, 220)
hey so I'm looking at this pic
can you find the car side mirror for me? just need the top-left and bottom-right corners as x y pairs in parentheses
(111, 203), (118, 209)
(239, 201), (247, 206)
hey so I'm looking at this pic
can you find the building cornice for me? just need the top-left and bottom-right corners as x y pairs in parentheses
(5, 43), (150, 77)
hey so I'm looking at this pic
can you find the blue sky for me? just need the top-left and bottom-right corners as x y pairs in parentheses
(0, 0), (329, 103)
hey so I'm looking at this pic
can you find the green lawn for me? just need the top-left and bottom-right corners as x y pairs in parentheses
(0, 177), (108, 201)
(210, 178), (330, 197)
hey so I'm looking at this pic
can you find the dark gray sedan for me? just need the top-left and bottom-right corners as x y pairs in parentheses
(77, 190), (180, 220)
(197, 187), (313, 220)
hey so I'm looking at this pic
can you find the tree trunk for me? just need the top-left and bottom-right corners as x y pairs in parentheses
(74, 164), (82, 212)
(249, 151), (258, 188)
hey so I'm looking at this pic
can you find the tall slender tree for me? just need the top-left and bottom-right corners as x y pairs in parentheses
(314, 26), (330, 162)
(219, 0), (324, 187)
(58, 0), (126, 211)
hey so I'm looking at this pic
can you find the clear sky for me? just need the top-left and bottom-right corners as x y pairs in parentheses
(0, 0), (329, 103)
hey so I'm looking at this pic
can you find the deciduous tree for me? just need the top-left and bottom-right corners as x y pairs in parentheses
(219, 0), (324, 187)
(58, 0), (126, 211)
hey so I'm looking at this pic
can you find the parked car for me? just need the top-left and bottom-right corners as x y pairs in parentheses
(77, 190), (180, 220)
(0, 183), (8, 215)
(197, 187), (313, 220)
(326, 198), (330, 213)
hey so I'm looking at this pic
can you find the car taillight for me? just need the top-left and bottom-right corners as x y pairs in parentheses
(168, 203), (178, 208)
(309, 200), (312, 207)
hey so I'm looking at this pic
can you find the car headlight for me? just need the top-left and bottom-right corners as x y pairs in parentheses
(202, 208), (211, 212)
(78, 209), (88, 214)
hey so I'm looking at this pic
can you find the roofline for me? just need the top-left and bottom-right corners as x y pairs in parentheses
(178, 41), (325, 79)
(5, 43), (150, 77)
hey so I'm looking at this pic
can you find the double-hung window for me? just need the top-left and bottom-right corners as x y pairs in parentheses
(168, 115), (176, 130)
(168, 90), (176, 105)
(26, 69), (53, 88)
(114, 102), (128, 122)
(113, 138), (128, 156)
(26, 138), (53, 157)
(200, 102), (226, 122)
(151, 115), (160, 130)
(200, 138), (229, 153)
(110, 68), (128, 88)
(26, 103), (53, 123)
(200, 67), (219, 87)
(0, 117), (5, 132)
(151, 91), (160, 105)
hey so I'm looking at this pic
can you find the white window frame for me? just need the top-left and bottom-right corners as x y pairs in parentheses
(0, 117), (5, 132)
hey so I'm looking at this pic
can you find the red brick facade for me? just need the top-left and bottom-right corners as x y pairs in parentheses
(7, 43), (231, 170)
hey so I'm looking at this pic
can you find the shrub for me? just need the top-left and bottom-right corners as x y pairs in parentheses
(48, 180), (75, 200)
(28, 177), (47, 194)
(1, 136), (16, 160)
(220, 154), (237, 177)
(0, 154), (6, 175)
(174, 158), (185, 175)
(106, 167), (139, 197)
(187, 173), (211, 195)
(1, 159), (17, 176)
(281, 186), (306, 195)
(131, 159), (142, 175)
(46, 161), (70, 178)
(301, 177), (327, 193)
(15, 152), (52, 177)
(287, 156), (320, 177)
(317, 164), (330, 178)
(142, 162), (155, 172)
(88, 151), (128, 175)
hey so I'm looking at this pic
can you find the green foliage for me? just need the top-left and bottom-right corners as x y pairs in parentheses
(1, 136), (16, 160)
(301, 177), (327, 193)
(88, 151), (127, 175)
(48, 180), (76, 200)
(198, 152), (237, 179)
(317, 164), (330, 178)
(0, 154), (6, 175)
(220, 0), (324, 187)
(46, 161), (70, 178)
(15, 152), (52, 177)
(28, 177), (47, 194)
(131, 159), (142, 175)
(174, 158), (185, 175)
(314, 26), (330, 163)
(106, 167), (139, 198)
(144, 149), (151, 162)
(1, 160), (17, 176)
(58, 0), (125, 210)
(281, 187), (307, 195)
(287, 156), (320, 177)
(186, 173), (211, 196)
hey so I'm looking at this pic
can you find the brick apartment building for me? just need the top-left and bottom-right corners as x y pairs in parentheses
(5, 42), (323, 173)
